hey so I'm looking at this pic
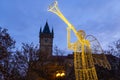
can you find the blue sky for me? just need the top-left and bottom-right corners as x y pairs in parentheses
(0, 0), (120, 51)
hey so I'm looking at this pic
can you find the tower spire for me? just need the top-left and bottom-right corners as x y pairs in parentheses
(40, 27), (42, 33)
(52, 27), (54, 36)
(43, 21), (50, 33)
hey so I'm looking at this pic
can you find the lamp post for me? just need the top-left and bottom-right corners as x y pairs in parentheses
(55, 71), (65, 80)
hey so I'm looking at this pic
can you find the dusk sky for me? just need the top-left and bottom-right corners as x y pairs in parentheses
(0, 0), (120, 51)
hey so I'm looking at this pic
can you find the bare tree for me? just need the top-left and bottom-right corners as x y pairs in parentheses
(107, 39), (120, 58)
(19, 43), (39, 79)
(0, 27), (15, 80)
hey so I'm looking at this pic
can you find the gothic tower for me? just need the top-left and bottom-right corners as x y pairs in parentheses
(39, 21), (54, 59)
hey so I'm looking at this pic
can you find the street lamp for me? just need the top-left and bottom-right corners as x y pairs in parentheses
(56, 73), (61, 77)
(55, 70), (65, 80)
(60, 72), (65, 77)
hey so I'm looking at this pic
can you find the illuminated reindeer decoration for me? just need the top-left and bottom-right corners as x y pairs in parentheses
(48, 1), (111, 80)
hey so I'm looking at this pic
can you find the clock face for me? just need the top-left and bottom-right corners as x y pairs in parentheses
(45, 38), (48, 43)
(45, 38), (52, 42)
(42, 38), (52, 45)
